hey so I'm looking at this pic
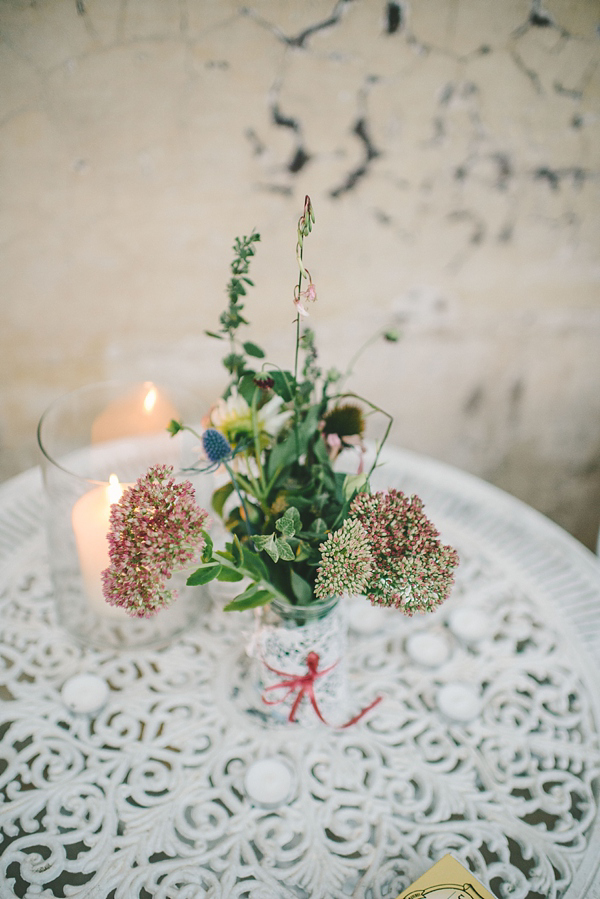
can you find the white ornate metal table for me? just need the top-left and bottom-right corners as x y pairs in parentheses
(1, 446), (600, 899)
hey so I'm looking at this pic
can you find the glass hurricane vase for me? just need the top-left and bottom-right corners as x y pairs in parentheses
(37, 380), (208, 650)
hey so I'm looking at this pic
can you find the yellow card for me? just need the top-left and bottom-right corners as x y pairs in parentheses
(395, 854), (497, 899)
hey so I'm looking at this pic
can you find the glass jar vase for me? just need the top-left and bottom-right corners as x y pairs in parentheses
(250, 594), (349, 727)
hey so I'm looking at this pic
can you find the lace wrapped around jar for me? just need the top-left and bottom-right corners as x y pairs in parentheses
(250, 595), (349, 727)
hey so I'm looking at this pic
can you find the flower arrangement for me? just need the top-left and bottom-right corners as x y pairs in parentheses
(102, 197), (459, 619)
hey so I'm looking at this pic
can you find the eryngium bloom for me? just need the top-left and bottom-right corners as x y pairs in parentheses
(202, 427), (233, 466)
(102, 464), (208, 618)
(348, 489), (459, 615)
(314, 518), (374, 599)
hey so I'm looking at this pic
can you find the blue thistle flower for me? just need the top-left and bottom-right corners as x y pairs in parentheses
(202, 428), (233, 466)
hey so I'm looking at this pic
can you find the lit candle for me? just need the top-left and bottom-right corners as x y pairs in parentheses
(91, 381), (179, 443)
(71, 474), (129, 619)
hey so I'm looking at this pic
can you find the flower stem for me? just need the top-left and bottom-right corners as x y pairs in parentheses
(333, 391), (394, 478)
(294, 312), (301, 381)
(223, 460), (255, 539)
(250, 387), (267, 491)
(293, 250), (304, 456)
(339, 327), (387, 392)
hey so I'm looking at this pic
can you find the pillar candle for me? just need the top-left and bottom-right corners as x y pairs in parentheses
(91, 382), (179, 444)
(71, 475), (129, 619)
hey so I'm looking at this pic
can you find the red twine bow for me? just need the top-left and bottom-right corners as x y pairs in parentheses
(261, 651), (382, 727)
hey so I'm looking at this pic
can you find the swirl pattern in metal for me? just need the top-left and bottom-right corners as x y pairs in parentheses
(1, 448), (600, 898)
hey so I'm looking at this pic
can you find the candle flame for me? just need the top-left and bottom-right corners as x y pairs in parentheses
(143, 383), (157, 414)
(107, 473), (123, 505)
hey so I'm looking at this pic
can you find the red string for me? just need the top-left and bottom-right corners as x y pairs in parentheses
(261, 651), (382, 727)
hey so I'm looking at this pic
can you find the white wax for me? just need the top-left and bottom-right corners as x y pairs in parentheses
(62, 673), (109, 714)
(436, 682), (482, 722)
(448, 608), (490, 643)
(91, 382), (179, 443)
(71, 481), (129, 620)
(406, 632), (450, 667)
(244, 758), (294, 807)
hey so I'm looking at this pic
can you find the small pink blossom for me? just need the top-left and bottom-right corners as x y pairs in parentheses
(293, 278), (317, 317)
(326, 433), (342, 452)
(102, 464), (209, 618)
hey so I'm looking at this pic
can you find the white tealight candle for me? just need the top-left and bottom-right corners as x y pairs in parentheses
(62, 673), (109, 715)
(406, 632), (451, 667)
(244, 757), (294, 808)
(448, 608), (490, 643)
(436, 682), (482, 722)
(71, 475), (129, 620)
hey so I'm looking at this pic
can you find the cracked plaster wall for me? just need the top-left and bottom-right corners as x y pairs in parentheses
(0, 0), (599, 547)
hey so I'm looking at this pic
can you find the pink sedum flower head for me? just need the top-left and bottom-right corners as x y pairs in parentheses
(315, 518), (374, 599)
(102, 464), (208, 618)
(348, 489), (459, 615)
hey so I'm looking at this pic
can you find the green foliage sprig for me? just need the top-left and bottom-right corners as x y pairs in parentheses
(205, 231), (264, 379)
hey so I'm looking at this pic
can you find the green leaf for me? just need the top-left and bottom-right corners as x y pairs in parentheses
(294, 540), (312, 561)
(243, 341), (265, 358)
(242, 544), (270, 580)
(275, 538), (295, 561)
(275, 506), (301, 537)
(187, 564), (222, 586)
(275, 517), (295, 537)
(204, 330), (224, 340)
(343, 473), (369, 500)
(270, 370), (296, 402)
(215, 549), (234, 562)
(230, 278), (247, 296)
(335, 471), (351, 505)
(223, 353), (246, 375)
(232, 534), (243, 566)
(283, 494), (313, 511)
(217, 567), (245, 582)
(201, 531), (214, 563)
(267, 433), (298, 481)
(290, 569), (313, 604)
(294, 404), (321, 455)
(253, 534), (279, 562)
(237, 373), (257, 405)
(312, 433), (330, 466)
(288, 506), (301, 527)
(224, 586), (274, 611)
(212, 483), (234, 519)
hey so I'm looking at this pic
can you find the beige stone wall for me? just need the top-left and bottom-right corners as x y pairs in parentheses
(1, 0), (599, 546)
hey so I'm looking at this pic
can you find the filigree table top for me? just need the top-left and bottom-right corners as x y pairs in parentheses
(1, 448), (600, 899)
